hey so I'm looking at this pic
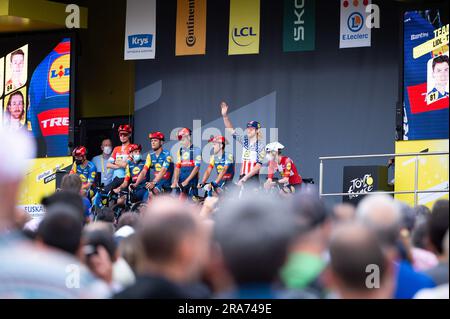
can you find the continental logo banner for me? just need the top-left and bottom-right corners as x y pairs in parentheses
(176, 0), (207, 56)
(228, 0), (260, 55)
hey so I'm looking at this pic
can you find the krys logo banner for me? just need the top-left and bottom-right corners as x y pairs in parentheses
(228, 0), (260, 55)
(176, 0), (207, 56)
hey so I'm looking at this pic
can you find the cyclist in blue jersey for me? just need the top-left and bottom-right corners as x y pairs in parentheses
(113, 144), (148, 202)
(171, 128), (202, 197)
(199, 135), (235, 192)
(133, 131), (174, 196)
(69, 146), (96, 195)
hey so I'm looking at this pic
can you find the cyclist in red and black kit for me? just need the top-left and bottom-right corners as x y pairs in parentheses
(264, 142), (303, 193)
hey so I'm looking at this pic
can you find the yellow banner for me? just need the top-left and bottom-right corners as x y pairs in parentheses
(228, 0), (260, 55)
(18, 157), (73, 217)
(176, 0), (207, 56)
(394, 140), (449, 209)
(413, 24), (449, 59)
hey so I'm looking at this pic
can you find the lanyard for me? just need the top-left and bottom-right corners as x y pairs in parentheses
(101, 156), (110, 176)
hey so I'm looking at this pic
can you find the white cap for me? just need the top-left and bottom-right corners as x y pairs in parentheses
(0, 127), (36, 183)
(265, 142), (285, 152)
(114, 225), (135, 238)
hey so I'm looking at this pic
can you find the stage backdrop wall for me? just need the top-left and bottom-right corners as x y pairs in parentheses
(133, 0), (400, 205)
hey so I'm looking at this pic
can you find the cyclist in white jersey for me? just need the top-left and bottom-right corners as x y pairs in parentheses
(221, 101), (265, 188)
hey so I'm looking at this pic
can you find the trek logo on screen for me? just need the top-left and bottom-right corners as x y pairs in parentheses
(37, 108), (70, 136)
(128, 34), (153, 48)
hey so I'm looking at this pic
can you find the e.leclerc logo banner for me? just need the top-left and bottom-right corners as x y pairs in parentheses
(339, 0), (371, 49)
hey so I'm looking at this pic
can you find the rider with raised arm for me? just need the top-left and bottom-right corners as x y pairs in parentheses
(132, 131), (174, 196)
(264, 142), (302, 193)
(171, 128), (202, 197)
(199, 135), (235, 192)
(221, 102), (265, 189)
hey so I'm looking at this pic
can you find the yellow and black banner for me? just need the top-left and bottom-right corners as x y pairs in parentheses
(228, 0), (260, 55)
(176, 0), (207, 56)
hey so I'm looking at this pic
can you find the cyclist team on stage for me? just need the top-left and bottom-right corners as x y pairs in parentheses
(69, 102), (303, 207)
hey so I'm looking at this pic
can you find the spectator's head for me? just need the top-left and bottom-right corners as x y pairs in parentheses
(60, 174), (82, 194)
(398, 202), (416, 233)
(413, 205), (431, 226)
(326, 222), (393, 299)
(356, 194), (402, 254)
(96, 207), (116, 224)
(82, 226), (118, 263)
(332, 203), (356, 224)
(118, 233), (140, 273)
(427, 200), (449, 257)
(117, 212), (139, 229)
(0, 128), (35, 231)
(412, 219), (430, 250)
(36, 209), (83, 256)
(214, 194), (295, 285)
(288, 190), (332, 252)
(137, 197), (209, 283)
(101, 138), (113, 156)
(41, 191), (85, 223)
(443, 230), (449, 262)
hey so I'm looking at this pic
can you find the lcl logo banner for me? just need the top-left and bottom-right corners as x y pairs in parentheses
(228, 0), (261, 55)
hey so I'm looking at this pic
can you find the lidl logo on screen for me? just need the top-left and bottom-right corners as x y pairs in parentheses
(49, 54), (70, 94)
(128, 34), (153, 49)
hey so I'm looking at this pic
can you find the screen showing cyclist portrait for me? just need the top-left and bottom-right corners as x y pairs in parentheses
(0, 34), (74, 158)
(403, 9), (449, 140)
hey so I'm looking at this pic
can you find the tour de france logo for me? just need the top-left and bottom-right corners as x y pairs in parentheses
(48, 54), (70, 94)
(348, 174), (374, 199)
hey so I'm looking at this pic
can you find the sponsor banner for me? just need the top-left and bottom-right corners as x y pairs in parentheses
(228, 0), (260, 56)
(283, 0), (315, 52)
(124, 0), (156, 60)
(339, 0), (371, 49)
(176, 0), (207, 56)
(18, 157), (73, 211)
(395, 140), (449, 208)
(19, 205), (46, 219)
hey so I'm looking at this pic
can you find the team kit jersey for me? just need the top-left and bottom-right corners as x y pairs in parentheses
(268, 156), (302, 185)
(109, 145), (132, 179)
(27, 39), (71, 157)
(233, 133), (265, 176)
(70, 161), (97, 185)
(209, 152), (235, 182)
(176, 145), (202, 186)
(144, 149), (174, 186)
(124, 160), (147, 185)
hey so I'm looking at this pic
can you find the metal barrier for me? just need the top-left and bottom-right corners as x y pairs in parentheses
(319, 151), (449, 206)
